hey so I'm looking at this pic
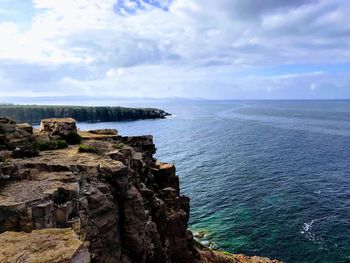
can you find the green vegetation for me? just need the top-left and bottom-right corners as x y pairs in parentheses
(12, 145), (39, 158)
(63, 132), (82, 145)
(116, 142), (124, 149)
(34, 140), (68, 151)
(78, 144), (98, 153)
(0, 105), (169, 123)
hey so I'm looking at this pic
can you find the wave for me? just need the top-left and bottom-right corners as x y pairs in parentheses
(217, 108), (350, 137)
(300, 216), (337, 250)
(192, 229), (218, 249)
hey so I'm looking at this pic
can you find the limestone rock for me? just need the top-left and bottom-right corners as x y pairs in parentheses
(0, 228), (90, 263)
(17, 123), (33, 134)
(40, 118), (77, 137)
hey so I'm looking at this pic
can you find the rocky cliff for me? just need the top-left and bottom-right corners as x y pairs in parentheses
(0, 117), (282, 263)
(0, 105), (169, 123)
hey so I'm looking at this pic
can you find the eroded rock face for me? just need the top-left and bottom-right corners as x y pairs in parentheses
(0, 119), (283, 263)
(0, 117), (37, 158)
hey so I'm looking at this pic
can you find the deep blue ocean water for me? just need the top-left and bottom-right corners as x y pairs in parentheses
(78, 100), (350, 263)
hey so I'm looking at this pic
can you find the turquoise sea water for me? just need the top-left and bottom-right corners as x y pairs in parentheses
(78, 100), (350, 263)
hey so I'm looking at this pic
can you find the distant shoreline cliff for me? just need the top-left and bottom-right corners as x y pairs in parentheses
(0, 105), (170, 123)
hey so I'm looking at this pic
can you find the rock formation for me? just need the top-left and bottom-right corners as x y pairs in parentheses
(40, 117), (78, 137)
(0, 118), (282, 263)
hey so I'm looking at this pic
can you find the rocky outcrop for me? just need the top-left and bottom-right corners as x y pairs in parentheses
(0, 118), (282, 263)
(40, 117), (77, 137)
(0, 117), (37, 159)
(0, 105), (170, 123)
(198, 250), (283, 263)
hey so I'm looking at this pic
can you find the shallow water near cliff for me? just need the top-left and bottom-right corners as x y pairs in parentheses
(78, 100), (350, 263)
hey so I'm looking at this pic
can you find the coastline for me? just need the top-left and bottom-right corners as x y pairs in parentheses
(0, 105), (170, 124)
(0, 117), (282, 263)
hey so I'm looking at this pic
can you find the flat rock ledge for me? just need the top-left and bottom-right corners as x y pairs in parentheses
(0, 117), (282, 263)
(0, 228), (89, 263)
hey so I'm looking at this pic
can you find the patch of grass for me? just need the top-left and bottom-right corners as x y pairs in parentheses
(78, 144), (98, 153)
(63, 132), (82, 145)
(116, 142), (124, 149)
(12, 145), (39, 158)
(34, 140), (68, 151)
(77, 173), (87, 187)
(216, 250), (234, 257)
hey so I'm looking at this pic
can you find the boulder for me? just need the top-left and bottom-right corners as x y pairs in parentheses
(0, 118), (36, 155)
(16, 123), (33, 134)
(40, 118), (77, 137)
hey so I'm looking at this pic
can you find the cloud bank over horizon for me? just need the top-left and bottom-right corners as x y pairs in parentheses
(0, 0), (349, 99)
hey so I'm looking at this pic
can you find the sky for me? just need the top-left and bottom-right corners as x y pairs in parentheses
(0, 0), (350, 100)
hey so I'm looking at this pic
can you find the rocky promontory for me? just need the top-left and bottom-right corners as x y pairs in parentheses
(0, 117), (282, 263)
(0, 105), (170, 123)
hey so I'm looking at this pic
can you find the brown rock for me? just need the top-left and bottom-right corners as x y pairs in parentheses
(120, 185), (146, 261)
(17, 123), (33, 134)
(198, 249), (283, 263)
(40, 118), (77, 137)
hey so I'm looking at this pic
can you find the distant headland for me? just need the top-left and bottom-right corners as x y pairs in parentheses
(0, 104), (170, 123)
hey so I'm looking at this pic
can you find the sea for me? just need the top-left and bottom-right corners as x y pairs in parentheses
(77, 100), (350, 263)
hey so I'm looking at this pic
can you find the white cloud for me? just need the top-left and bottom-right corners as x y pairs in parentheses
(106, 68), (126, 78)
(310, 83), (317, 91)
(0, 0), (349, 98)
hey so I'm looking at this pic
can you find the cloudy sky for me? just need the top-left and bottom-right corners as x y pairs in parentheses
(0, 0), (349, 99)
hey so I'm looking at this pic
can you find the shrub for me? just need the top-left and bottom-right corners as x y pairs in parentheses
(78, 144), (98, 153)
(12, 146), (39, 158)
(53, 188), (71, 205)
(35, 140), (68, 151)
(116, 143), (124, 149)
(63, 132), (82, 145)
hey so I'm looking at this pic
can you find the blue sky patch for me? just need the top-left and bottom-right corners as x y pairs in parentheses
(0, 0), (35, 26)
(113, 0), (170, 15)
(252, 63), (350, 77)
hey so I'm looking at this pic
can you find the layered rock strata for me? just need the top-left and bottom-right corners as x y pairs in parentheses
(0, 118), (282, 263)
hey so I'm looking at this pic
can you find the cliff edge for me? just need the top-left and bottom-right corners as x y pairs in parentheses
(0, 117), (282, 263)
